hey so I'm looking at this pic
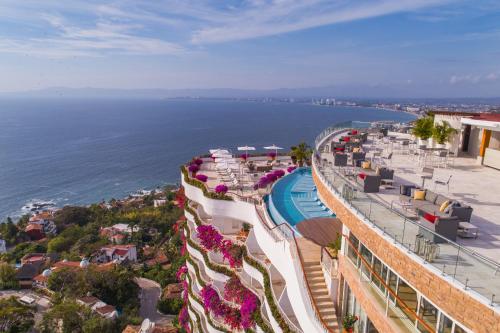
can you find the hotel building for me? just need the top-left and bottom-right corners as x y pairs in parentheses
(179, 120), (500, 333)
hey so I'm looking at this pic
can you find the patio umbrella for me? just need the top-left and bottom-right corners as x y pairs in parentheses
(264, 144), (283, 157)
(209, 149), (230, 155)
(237, 145), (256, 158)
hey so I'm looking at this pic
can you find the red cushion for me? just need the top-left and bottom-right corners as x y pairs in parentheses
(424, 213), (437, 223)
(358, 173), (366, 180)
(335, 147), (345, 151)
(351, 130), (358, 135)
(343, 136), (351, 142)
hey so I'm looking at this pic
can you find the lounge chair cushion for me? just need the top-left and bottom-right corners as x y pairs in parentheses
(361, 161), (371, 169)
(439, 200), (450, 212)
(425, 190), (438, 204)
(435, 195), (449, 207)
(424, 213), (437, 223)
(414, 190), (426, 200)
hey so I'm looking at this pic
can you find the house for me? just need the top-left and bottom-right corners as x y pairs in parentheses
(16, 262), (43, 288)
(25, 224), (45, 240)
(78, 296), (118, 319)
(96, 245), (137, 263)
(153, 199), (167, 207)
(100, 224), (139, 243)
(94, 304), (118, 319)
(28, 211), (57, 235)
(0, 239), (6, 254)
(77, 296), (100, 307)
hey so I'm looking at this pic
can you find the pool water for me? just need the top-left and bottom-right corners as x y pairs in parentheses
(267, 168), (335, 227)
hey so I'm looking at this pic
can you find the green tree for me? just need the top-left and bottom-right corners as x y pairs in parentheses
(40, 300), (92, 333)
(0, 262), (19, 289)
(157, 297), (183, 315)
(432, 120), (458, 144)
(82, 316), (116, 333)
(54, 206), (92, 228)
(47, 268), (89, 296)
(412, 116), (434, 140)
(290, 142), (313, 167)
(0, 297), (34, 333)
(47, 225), (83, 253)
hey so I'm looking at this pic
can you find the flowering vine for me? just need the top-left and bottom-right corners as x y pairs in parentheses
(196, 225), (223, 251)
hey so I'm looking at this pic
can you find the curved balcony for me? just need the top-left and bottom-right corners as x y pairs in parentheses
(184, 175), (340, 333)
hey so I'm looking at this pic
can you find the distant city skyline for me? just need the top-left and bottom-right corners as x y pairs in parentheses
(1, 0), (500, 97)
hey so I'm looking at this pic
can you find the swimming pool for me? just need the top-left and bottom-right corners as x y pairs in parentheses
(266, 168), (335, 227)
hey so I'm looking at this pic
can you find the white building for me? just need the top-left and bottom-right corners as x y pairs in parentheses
(97, 245), (137, 263)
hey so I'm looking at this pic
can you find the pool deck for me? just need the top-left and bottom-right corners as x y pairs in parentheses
(317, 128), (500, 302)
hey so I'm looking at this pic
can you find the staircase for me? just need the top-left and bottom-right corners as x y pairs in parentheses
(298, 238), (340, 332)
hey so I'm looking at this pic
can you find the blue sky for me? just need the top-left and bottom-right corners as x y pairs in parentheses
(0, 0), (499, 97)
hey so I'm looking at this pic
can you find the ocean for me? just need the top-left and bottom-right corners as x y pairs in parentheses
(0, 98), (415, 220)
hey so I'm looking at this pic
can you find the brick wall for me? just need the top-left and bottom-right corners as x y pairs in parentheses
(313, 169), (500, 333)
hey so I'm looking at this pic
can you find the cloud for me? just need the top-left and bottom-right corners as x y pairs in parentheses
(190, 0), (453, 44)
(449, 72), (499, 84)
(0, 12), (184, 58)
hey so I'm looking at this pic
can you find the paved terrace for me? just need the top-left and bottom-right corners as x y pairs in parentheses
(195, 155), (294, 200)
(317, 129), (500, 305)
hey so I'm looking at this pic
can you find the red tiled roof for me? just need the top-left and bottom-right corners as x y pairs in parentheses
(471, 113), (500, 122)
(78, 296), (99, 305)
(53, 261), (81, 269)
(114, 249), (129, 256)
(33, 274), (48, 283)
(26, 224), (43, 231)
(95, 304), (116, 315)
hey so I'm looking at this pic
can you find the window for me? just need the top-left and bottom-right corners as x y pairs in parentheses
(438, 313), (453, 333)
(417, 298), (438, 333)
(347, 233), (359, 264)
(396, 279), (418, 324)
(359, 244), (372, 276)
(371, 257), (387, 295)
(388, 270), (398, 303)
(453, 324), (467, 333)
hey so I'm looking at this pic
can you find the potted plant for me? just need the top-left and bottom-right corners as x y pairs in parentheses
(290, 142), (313, 167)
(326, 233), (342, 258)
(412, 116), (434, 147)
(342, 314), (358, 333)
(432, 121), (457, 149)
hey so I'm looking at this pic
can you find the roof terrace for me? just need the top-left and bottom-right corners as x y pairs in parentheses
(314, 123), (500, 308)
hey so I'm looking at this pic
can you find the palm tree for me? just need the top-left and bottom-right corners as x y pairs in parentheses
(432, 121), (458, 145)
(290, 142), (312, 167)
(412, 116), (434, 142)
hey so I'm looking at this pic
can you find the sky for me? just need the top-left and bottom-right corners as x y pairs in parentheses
(0, 0), (500, 97)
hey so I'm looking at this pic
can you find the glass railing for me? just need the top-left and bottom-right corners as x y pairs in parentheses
(313, 123), (500, 307)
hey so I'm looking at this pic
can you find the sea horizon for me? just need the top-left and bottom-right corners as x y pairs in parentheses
(0, 98), (415, 220)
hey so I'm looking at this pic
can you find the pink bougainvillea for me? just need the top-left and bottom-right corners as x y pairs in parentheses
(240, 293), (259, 329)
(178, 306), (190, 332)
(196, 225), (223, 251)
(195, 174), (208, 182)
(220, 239), (243, 268)
(193, 158), (203, 166)
(273, 169), (286, 178)
(215, 184), (228, 194)
(176, 265), (188, 282)
(287, 166), (297, 173)
(223, 276), (259, 329)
